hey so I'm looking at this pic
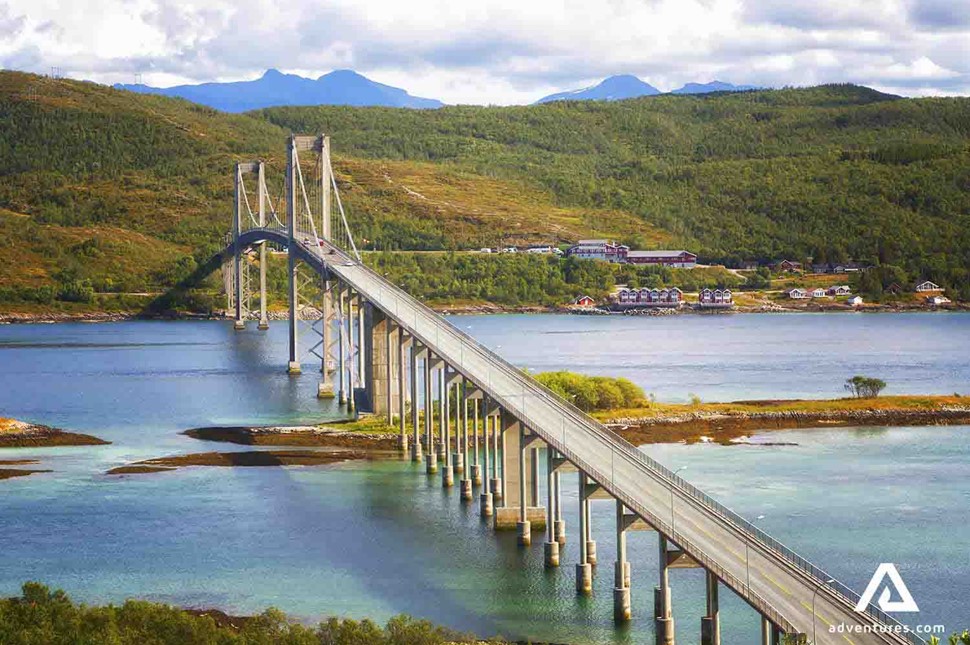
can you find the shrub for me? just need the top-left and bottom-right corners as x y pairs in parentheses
(535, 371), (646, 411)
(844, 375), (887, 398)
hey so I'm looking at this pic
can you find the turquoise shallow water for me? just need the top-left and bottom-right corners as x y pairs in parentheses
(0, 317), (968, 642)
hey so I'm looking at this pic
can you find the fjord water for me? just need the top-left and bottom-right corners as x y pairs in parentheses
(0, 314), (968, 642)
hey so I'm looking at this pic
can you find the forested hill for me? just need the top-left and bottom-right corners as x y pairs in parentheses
(256, 85), (970, 281)
(1, 69), (969, 311)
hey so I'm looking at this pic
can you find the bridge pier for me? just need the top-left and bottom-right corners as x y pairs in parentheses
(397, 330), (409, 452)
(344, 290), (355, 411)
(316, 281), (334, 397)
(581, 477), (597, 566)
(761, 616), (779, 645)
(544, 448), (560, 567)
(516, 424), (531, 545)
(480, 398), (494, 517)
(232, 163), (246, 331)
(286, 258), (300, 373)
(554, 468), (566, 545)
(256, 162), (270, 331)
(460, 386), (473, 500)
(491, 412), (503, 501)
(355, 294), (365, 386)
(655, 535), (675, 645)
(452, 382), (464, 474)
(614, 499), (632, 622)
(471, 397), (482, 487)
(284, 140), (301, 374)
(441, 373), (454, 487)
(576, 472), (593, 594)
(424, 353), (437, 474)
(701, 570), (720, 645)
(410, 343), (424, 462)
(437, 367), (447, 464)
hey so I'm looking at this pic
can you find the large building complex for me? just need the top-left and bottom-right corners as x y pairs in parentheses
(565, 240), (697, 268)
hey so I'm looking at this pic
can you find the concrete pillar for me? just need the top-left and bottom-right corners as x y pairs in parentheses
(286, 258), (299, 373)
(489, 412), (501, 501)
(233, 164), (245, 331)
(493, 414), (504, 501)
(554, 469), (566, 545)
(479, 401), (494, 517)
(385, 320), (394, 425)
(442, 376), (454, 488)
(471, 398), (482, 486)
(614, 500), (631, 622)
(317, 281), (334, 398)
(257, 162), (269, 331)
(410, 343), (423, 462)
(452, 383), (464, 474)
(460, 386), (472, 500)
(530, 446), (540, 507)
(284, 137), (299, 371)
(397, 331), (408, 452)
(437, 368), (447, 463)
(583, 481), (597, 566)
(576, 471), (593, 595)
(761, 617), (772, 645)
(544, 448), (560, 567)
(345, 291), (355, 412)
(356, 294), (365, 384)
(337, 286), (347, 404)
(701, 570), (720, 645)
(424, 354), (436, 474)
(655, 534), (675, 645)
(516, 424), (531, 546)
(257, 240), (269, 329)
(367, 308), (397, 416)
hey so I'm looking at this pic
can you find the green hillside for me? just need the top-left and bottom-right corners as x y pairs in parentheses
(1, 70), (969, 313)
(257, 86), (970, 282)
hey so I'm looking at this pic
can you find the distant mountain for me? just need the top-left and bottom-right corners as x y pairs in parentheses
(114, 69), (443, 112)
(535, 75), (661, 104)
(671, 80), (762, 94)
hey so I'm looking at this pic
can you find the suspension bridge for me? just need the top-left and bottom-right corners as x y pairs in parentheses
(217, 134), (923, 645)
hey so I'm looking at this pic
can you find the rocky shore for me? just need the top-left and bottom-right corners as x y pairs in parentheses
(106, 449), (368, 475)
(605, 405), (970, 445)
(0, 418), (109, 448)
(184, 425), (400, 450)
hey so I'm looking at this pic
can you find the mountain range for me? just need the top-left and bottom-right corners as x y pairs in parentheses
(534, 75), (761, 104)
(114, 69), (443, 112)
(115, 69), (763, 111)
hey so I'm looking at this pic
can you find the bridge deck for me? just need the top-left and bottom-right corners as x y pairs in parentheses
(232, 228), (917, 645)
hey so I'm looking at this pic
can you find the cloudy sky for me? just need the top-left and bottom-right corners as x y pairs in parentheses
(1, 0), (968, 104)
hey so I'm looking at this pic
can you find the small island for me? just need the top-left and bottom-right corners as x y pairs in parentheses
(0, 417), (109, 448)
(105, 449), (368, 475)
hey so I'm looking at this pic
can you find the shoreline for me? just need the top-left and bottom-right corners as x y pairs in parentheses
(601, 397), (970, 445)
(181, 397), (970, 452)
(1, 300), (967, 324)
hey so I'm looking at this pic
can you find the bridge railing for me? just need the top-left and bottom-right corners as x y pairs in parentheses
(296, 235), (920, 644)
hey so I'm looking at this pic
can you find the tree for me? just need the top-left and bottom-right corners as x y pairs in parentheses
(844, 375), (887, 398)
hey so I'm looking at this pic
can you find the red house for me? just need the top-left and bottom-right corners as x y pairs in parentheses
(698, 288), (734, 308)
(571, 295), (596, 307)
(626, 250), (697, 268)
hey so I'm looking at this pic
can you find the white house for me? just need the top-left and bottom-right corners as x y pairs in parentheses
(847, 295), (864, 306)
(827, 285), (852, 296)
(810, 288), (827, 298)
(915, 281), (942, 293)
(788, 288), (809, 299)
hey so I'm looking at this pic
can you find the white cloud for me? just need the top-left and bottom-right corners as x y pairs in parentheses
(0, 0), (967, 103)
